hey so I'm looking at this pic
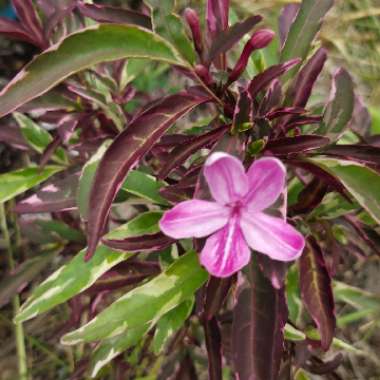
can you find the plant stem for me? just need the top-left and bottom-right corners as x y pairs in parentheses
(0, 203), (28, 380)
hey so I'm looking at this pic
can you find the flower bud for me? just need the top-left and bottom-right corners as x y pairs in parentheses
(184, 8), (203, 56)
(228, 29), (275, 84)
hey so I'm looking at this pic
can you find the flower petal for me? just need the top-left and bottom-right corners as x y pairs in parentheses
(204, 152), (248, 205)
(200, 215), (251, 277)
(240, 211), (305, 261)
(244, 157), (286, 211)
(159, 200), (229, 239)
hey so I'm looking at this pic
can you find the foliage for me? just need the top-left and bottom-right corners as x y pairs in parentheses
(0, 0), (379, 379)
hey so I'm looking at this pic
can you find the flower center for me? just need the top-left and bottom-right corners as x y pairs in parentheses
(228, 200), (243, 217)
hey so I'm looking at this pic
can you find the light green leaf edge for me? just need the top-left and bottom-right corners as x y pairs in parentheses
(61, 251), (208, 345)
(0, 166), (63, 203)
(308, 156), (380, 225)
(0, 24), (187, 118)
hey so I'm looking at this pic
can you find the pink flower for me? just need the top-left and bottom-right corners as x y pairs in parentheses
(159, 152), (305, 278)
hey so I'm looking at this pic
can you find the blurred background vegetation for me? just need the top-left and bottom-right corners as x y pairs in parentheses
(0, 1), (379, 379)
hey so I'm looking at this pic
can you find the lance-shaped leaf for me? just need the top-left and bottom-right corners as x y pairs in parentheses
(207, 0), (230, 39)
(280, 0), (333, 64)
(86, 92), (208, 260)
(0, 249), (57, 308)
(14, 245), (131, 323)
(265, 135), (329, 155)
(204, 317), (222, 380)
(61, 251), (208, 345)
(309, 156), (380, 225)
(0, 17), (41, 46)
(248, 58), (300, 99)
(103, 211), (172, 252)
(12, 0), (45, 47)
(0, 166), (63, 203)
(78, 3), (152, 29)
(158, 125), (228, 179)
(0, 24), (186, 117)
(15, 171), (79, 213)
(77, 140), (112, 221)
(15, 211), (164, 322)
(207, 15), (262, 64)
(89, 324), (150, 378)
(290, 178), (328, 215)
(204, 276), (233, 320)
(299, 236), (335, 351)
(14, 112), (67, 164)
(279, 4), (300, 47)
(286, 48), (327, 107)
(316, 68), (354, 141)
(121, 170), (168, 205)
(322, 144), (380, 166)
(256, 254), (288, 290)
(232, 259), (288, 380)
(153, 298), (194, 354)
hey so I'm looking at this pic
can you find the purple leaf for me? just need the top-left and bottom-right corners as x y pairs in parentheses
(232, 260), (287, 380)
(207, 15), (262, 65)
(278, 4), (300, 47)
(203, 276), (233, 320)
(77, 3), (152, 30)
(15, 172), (79, 214)
(0, 17), (40, 46)
(12, 0), (46, 48)
(203, 317), (223, 380)
(299, 236), (336, 351)
(349, 95), (372, 138)
(265, 135), (329, 155)
(103, 233), (173, 253)
(157, 125), (228, 179)
(0, 122), (30, 151)
(257, 79), (282, 115)
(286, 48), (327, 108)
(85, 92), (209, 260)
(206, 0), (230, 39)
(228, 29), (275, 84)
(232, 90), (253, 132)
(266, 106), (305, 120)
(256, 254), (289, 290)
(322, 144), (380, 167)
(287, 159), (350, 200)
(184, 8), (203, 56)
(289, 178), (328, 215)
(248, 58), (301, 99)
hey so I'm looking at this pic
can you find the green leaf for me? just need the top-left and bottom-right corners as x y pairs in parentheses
(15, 211), (164, 323)
(13, 112), (67, 164)
(105, 211), (162, 240)
(153, 298), (194, 354)
(334, 281), (380, 312)
(15, 245), (132, 323)
(309, 157), (380, 225)
(0, 24), (186, 117)
(61, 251), (208, 345)
(36, 220), (85, 243)
(280, 0), (333, 70)
(90, 324), (150, 378)
(121, 170), (168, 205)
(316, 69), (354, 141)
(0, 166), (63, 203)
(284, 323), (306, 342)
(77, 140), (111, 220)
(163, 14), (196, 65)
(370, 106), (380, 134)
